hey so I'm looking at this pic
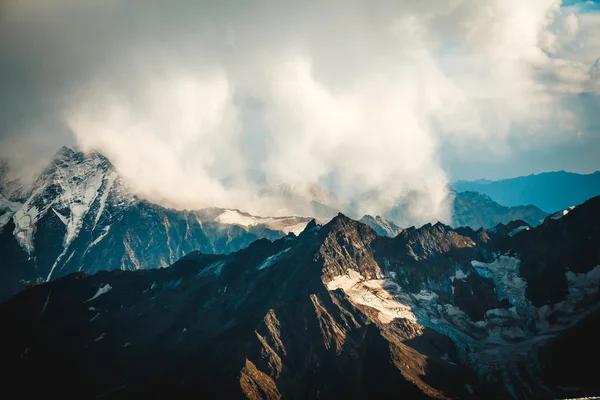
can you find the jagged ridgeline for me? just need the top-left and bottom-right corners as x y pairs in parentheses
(0, 146), (549, 302)
(0, 147), (314, 301)
(1, 196), (599, 399)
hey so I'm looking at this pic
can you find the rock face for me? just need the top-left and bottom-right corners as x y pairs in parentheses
(452, 190), (548, 230)
(0, 147), (313, 301)
(1, 197), (599, 399)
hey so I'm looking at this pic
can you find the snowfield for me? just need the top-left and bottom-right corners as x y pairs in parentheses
(215, 209), (311, 235)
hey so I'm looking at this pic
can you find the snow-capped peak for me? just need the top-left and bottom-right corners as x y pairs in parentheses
(9, 147), (130, 258)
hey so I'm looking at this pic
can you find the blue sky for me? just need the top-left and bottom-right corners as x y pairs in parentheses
(562, 0), (600, 11)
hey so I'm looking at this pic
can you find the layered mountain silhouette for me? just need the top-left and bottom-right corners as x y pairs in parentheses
(451, 190), (547, 230)
(1, 195), (599, 399)
(257, 182), (550, 231)
(453, 171), (600, 213)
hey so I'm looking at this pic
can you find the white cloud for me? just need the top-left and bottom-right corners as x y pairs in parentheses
(1, 0), (599, 224)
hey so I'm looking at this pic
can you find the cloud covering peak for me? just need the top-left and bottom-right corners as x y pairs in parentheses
(1, 0), (598, 225)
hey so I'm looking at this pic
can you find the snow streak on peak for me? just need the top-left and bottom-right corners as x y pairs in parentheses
(550, 206), (576, 220)
(508, 225), (530, 237)
(8, 148), (130, 255)
(86, 283), (112, 302)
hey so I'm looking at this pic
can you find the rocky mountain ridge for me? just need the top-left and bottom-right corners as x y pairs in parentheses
(1, 196), (599, 398)
(1, 146), (552, 302)
(0, 147), (313, 301)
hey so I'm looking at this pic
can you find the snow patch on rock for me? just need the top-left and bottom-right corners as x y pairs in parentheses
(453, 268), (468, 280)
(86, 284), (112, 302)
(86, 225), (111, 252)
(413, 290), (438, 302)
(216, 210), (260, 227)
(13, 206), (41, 254)
(472, 257), (531, 318)
(199, 260), (227, 277)
(257, 248), (291, 271)
(566, 266), (600, 303)
(508, 225), (530, 237)
(327, 271), (417, 324)
(51, 208), (68, 226)
(215, 209), (311, 235)
(326, 269), (363, 291)
(550, 206), (575, 220)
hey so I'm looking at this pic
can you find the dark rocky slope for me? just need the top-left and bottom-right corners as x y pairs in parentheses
(1, 196), (599, 398)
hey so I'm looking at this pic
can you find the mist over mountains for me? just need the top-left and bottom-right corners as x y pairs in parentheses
(0, 146), (593, 303)
(1, 1), (600, 398)
(3, 0), (600, 228)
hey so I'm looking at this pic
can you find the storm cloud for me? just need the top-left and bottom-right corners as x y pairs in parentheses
(1, 0), (599, 224)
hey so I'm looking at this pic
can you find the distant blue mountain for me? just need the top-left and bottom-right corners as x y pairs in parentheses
(453, 171), (600, 213)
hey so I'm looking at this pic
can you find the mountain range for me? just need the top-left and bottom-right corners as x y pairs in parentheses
(0, 147), (313, 301)
(453, 171), (600, 213)
(2, 195), (599, 398)
(0, 147), (553, 302)
(257, 184), (549, 231)
(0, 147), (565, 302)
